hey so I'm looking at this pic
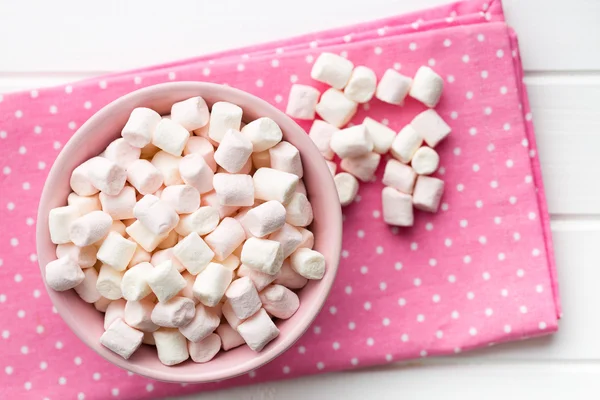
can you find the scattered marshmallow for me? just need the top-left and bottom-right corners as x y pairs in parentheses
(180, 304), (220, 342)
(121, 107), (162, 148)
(269, 141), (303, 178)
(260, 285), (300, 319)
(409, 66), (444, 108)
(124, 298), (159, 332)
(315, 88), (358, 128)
(153, 329), (189, 366)
(285, 84), (320, 120)
(99, 186), (136, 220)
(344, 66), (377, 103)
(104, 138), (141, 169)
(274, 260), (308, 289)
(49, 205), (81, 244)
(243, 201), (286, 238)
(290, 248), (326, 279)
(151, 151), (184, 186)
(236, 264), (276, 292)
(160, 185), (200, 214)
(175, 206), (220, 236)
(104, 299), (126, 330)
(56, 243), (97, 268)
(241, 237), (284, 275)
(100, 318), (144, 359)
(308, 120), (337, 160)
(382, 159), (417, 194)
(225, 277), (262, 319)
(334, 173), (359, 206)
(204, 217), (246, 261)
(208, 102), (243, 143)
(412, 176), (445, 212)
(390, 125), (423, 163)
(152, 296), (196, 328)
(363, 117), (396, 154)
(253, 168), (299, 205)
(311, 52), (354, 89)
(216, 323), (245, 351)
(126, 159), (164, 195)
(147, 260), (187, 303)
(340, 152), (381, 182)
(375, 69), (412, 105)
(410, 109), (451, 148)
(126, 221), (168, 253)
(183, 137), (217, 172)
(237, 308), (280, 352)
(152, 118), (189, 157)
(411, 146), (440, 175)
(97, 232), (137, 271)
(193, 262), (233, 307)
(268, 223), (302, 258)
(188, 333), (221, 363)
(134, 194), (179, 235)
(69, 210), (113, 247)
(67, 193), (101, 215)
(173, 233), (214, 275)
(45, 256), (85, 291)
(382, 187), (414, 226)
(121, 262), (154, 301)
(213, 173), (254, 207)
(171, 96), (210, 131)
(85, 157), (127, 195)
(330, 125), (373, 159)
(251, 151), (270, 169)
(214, 129), (253, 173)
(241, 117), (283, 152)
(285, 193), (314, 227)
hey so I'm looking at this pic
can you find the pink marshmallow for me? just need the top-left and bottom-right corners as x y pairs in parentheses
(124, 298), (159, 332)
(104, 138), (141, 169)
(285, 193), (314, 227)
(74, 268), (102, 303)
(225, 277), (262, 319)
(179, 153), (215, 194)
(153, 329), (189, 366)
(204, 218), (246, 261)
(188, 333), (221, 363)
(121, 262), (154, 301)
(151, 151), (184, 186)
(104, 299), (126, 330)
(126, 159), (164, 195)
(179, 303), (220, 342)
(340, 152), (381, 182)
(100, 318), (143, 360)
(70, 162), (99, 196)
(221, 300), (245, 329)
(297, 227), (314, 249)
(55, 243), (97, 268)
(160, 184), (200, 214)
(268, 141), (304, 178)
(99, 186), (137, 220)
(382, 159), (417, 194)
(151, 296), (196, 328)
(259, 284), (300, 319)
(201, 191), (240, 219)
(274, 260), (308, 289)
(308, 120), (337, 160)
(216, 323), (245, 351)
(67, 192), (102, 215)
(184, 137), (217, 172)
(268, 223), (302, 258)
(237, 264), (276, 291)
(175, 206), (220, 236)
(237, 308), (280, 352)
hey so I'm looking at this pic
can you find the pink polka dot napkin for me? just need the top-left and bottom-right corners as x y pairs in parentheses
(0, 0), (560, 398)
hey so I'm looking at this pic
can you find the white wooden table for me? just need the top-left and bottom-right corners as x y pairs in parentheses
(1, 0), (599, 398)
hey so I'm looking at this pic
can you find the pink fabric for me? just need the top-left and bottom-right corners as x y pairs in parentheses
(0, 0), (559, 398)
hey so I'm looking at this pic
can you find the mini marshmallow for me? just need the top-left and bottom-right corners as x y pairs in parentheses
(382, 187), (414, 226)
(179, 154), (214, 194)
(241, 237), (284, 275)
(153, 329), (189, 366)
(409, 66), (444, 108)
(268, 223), (302, 258)
(160, 185), (200, 214)
(104, 299), (126, 329)
(296, 180), (307, 196)
(334, 172), (359, 206)
(152, 118), (189, 156)
(156, 229), (179, 250)
(391, 125), (423, 163)
(99, 186), (136, 220)
(311, 52), (354, 89)
(363, 117), (396, 154)
(221, 300), (244, 329)
(269, 141), (303, 178)
(330, 125), (373, 159)
(213, 129), (253, 174)
(217, 323), (245, 351)
(94, 297), (112, 312)
(194, 124), (219, 147)
(297, 227), (314, 249)
(326, 160), (337, 176)
(70, 162), (98, 196)
(126, 159), (164, 195)
(121, 262), (154, 301)
(126, 221), (168, 253)
(375, 69), (412, 105)
(208, 102), (243, 143)
(45, 256), (85, 291)
(97, 232), (137, 271)
(340, 152), (381, 182)
(315, 88), (358, 128)
(100, 318), (144, 360)
(56, 243), (97, 268)
(225, 277), (262, 319)
(344, 66), (377, 103)
(251, 151), (270, 169)
(121, 107), (162, 148)
(175, 206), (220, 236)
(188, 333), (221, 363)
(193, 262), (233, 307)
(243, 201), (286, 238)
(151, 151), (184, 186)
(180, 304), (220, 342)
(237, 308), (280, 352)
(173, 233), (215, 275)
(285, 84), (320, 120)
(124, 298), (159, 332)
(382, 159), (417, 194)
(213, 174), (254, 207)
(171, 96), (210, 131)
(84, 157), (127, 195)
(147, 260), (187, 303)
(308, 120), (337, 160)
(285, 193), (314, 227)
(134, 194), (179, 235)
(412, 176), (444, 213)
(221, 254), (241, 271)
(260, 284), (300, 319)
(201, 191), (240, 219)
(183, 137), (217, 172)
(96, 263), (124, 300)
(151, 296), (196, 328)
(140, 143), (160, 160)
(204, 217), (246, 261)
(410, 109), (451, 148)
(104, 138), (141, 169)
(93, 220), (127, 250)
(411, 146), (440, 175)
(241, 117), (283, 152)
(274, 260), (308, 289)
(290, 248), (326, 279)
(253, 168), (299, 204)
(143, 332), (156, 345)
(67, 193), (101, 216)
(237, 264), (276, 291)
(179, 271), (197, 303)
(49, 205), (81, 244)
(69, 210), (113, 247)
(128, 245), (151, 268)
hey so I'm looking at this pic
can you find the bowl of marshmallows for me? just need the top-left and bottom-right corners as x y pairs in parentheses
(35, 82), (342, 382)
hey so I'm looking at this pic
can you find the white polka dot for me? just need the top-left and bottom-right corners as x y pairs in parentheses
(33, 289), (41, 298)
(509, 196), (517, 205)
(40, 361), (48, 370)
(501, 289), (509, 297)
(0, 295), (5, 303)
(483, 272), (491, 280)
(469, 327), (478, 336)
(450, 111), (458, 120)
(457, 183), (464, 192)
(271, 59), (279, 68)
(366, 337), (375, 346)
(398, 298), (406, 306)
(467, 291), (475, 300)
(432, 294), (441, 303)
(420, 350), (428, 357)
(497, 253), (506, 261)
(488, 143), (495, 152)
(448, 275), (456, 283)
(447, 75), (455, 83)
(376, 246), (384, 255)
(364, 301), (372, 311)
(490, 180), (498, 189)
(38, 161), (46, 170)
(25, 381), (32, 390)
(18, 146), (26, 154)
(313, 326), (321, 334)
(146, 383), (154, 392)
(53, 141), (61, 149)
(484, 107), (493, 115)
(341, 250), (349, 258)
(393, 62), (402, 71)
(379, 281), (387, 291)
(494, 216), (502, 224)
(133, 76), (142, 84)
(414, 278), (422, 287)
(410, 242), (418, 250)
(526, 112), (533, 121)
(475, 200), (483, 208)
(350, 357), (359, 366)
(532, 248), (541, 257)
(485, 308), (493, 316)
(290, 74), (298, 83)
(49, 105), (58, 114)
(504, 325), (512, 333)
(477, 33), (486, 42)
(479, 236), (487, 244)
(460, 219), (468, 228)
(417, 314), (425, 322)
(345, 286), (352, 295)
(528, 212), (537, 220)
(381, 118), (389, 126)
(374, 47), (382, 55)
(10, 238), (19, 247)
(77, 393), (85, 400)
(451, 310), (460, 319)
(435, 330), (444, 339)
(462, 54), (470, 63)
(409, 42), (417, 51)
(500, 86), (508, 95)
(429, 258), (437, 266)
(360, 266), (368, 274)
(497, 49), (504, 58)
(298, 346), (306, 354)
(21, 345), (28, 354)
(536, 285), (543, 293)
(539, 322), (547, 330)
(55, 341), (63, 349)
(248, 371), (256, 378)
(200, 67), (210, 77)
(274, 94), (283, 103)
(428, 58), (436, 67)
(464, 255), (472, 264)
(15, 110), (23, 118)
(112, 388), (119, 396)
(438, 166), (446, 175)
(7, 202), (14, 211)
(481, 70), (489, 79)
(506, 159), (514, 168)
(372, 210), (380, 218)
(401, 333), (409, 342)
(17, 310), (25, 318)
(59, 376), (67, 385)
(445, 238), (452, 247)
(466, 91), (474, 100)
(525, 175), (533, 184)
(520, 305), (528, 314)
(22, 182), (31, 191)
(348, 321), (356, 330)
(2, 166), (10, 175)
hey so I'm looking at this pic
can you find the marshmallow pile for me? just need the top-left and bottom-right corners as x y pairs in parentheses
(46, 96), (326, 365)
(286, 52), (450, 226)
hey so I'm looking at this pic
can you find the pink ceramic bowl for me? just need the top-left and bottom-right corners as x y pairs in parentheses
(36, 82), (342, 383)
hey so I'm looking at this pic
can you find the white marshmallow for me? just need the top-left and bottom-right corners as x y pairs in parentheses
(104, 138), (141, 169)
(96, 263), (124, 300)
(344, 66), (377, 103)
(151, 248), (185, 272)
(221, 300), (245, 329)
(241, 117), (283, 152)
(382, 187), (414, 226)
(67, 193), (101, 216)
(411, 146), (440, 175)
(160, 184), (200, 214)
(334, 172), (359, 206)
(285, 193), (313, 227)
(134, 194), (179, 235)
(204, 217), (246, 261)
(363, 117), (396, 154)
(56, 243), (97, 268)
(243, 201), (286, 238)
(49, 205), (81, 244)
(173, 233), (215, 275)
(126, 159), (164, 195)
(143, 332), (156, 345)
(70, 162), (99, 196)
(225, 277), (262, 319)
(253, 168), (299, 204)
(84, 157), (127, 195)
(268, 223), (302, 258)
(99, 186), (136, 220)
(290, 248), (326, 280)
(94, 220), (127, 250)
(128, 245), (152, 268)
(151, 296), (196, 328)
(153, 329), (189, 366)
(208, 102), (243, 143)
(94, 297), (112, 313)
(124, 298), (159, 332)
(147, 260), (187, 303)
(69, 210), (113, 247)
(193, 262), (233, 307)
(409, 66), (444, 108)
(308, 120), (337, 160)
(104, 299), (126, 329)
(330, 125), (373, 159)
(171, 96), (210, 131)
(297, 227), (314, 249)
(180, 304), (220, 342)
(216, 323), (245, 351)
(175, 206), (220, 236)
(194, 123), (219, 147)
(390, 125), (423, 163)
(97, 232), (137, 272)
(188, 333), (221, 363)
(45, 256), (85, 291)
(268, 141), (303, 178)
(125, 221), (168, 252)
(241, 237), (284, 275)
(274, 260), (308, 289)
(183, 137), (217, 172)
(151, 151), (184, 186)
(156, 229), (179, 250)
(152, 118), (189, 157)
(259, 285), (300, 319)
(410, 109), (451, 148)
(100, 318), (144, 360)
(221, 254), (241, 271)
(237, 308), (279, 352)
(251, 151), (270, 169)
(219, 157), (252, 175)
(213, 129), (253, 173)
(375, 69), (412, 105)
(212, 173), (254, 207)
(340, 152), (381, 182)
(179, 153), (214, 194)
(311, 52), (354, 89)
(121, 262), (154, 301)
(285, 84), (320, 120)
(315, 88), (358, 128)
(413, 176), (445, 213)
(140, 143), (161, 160)
(179, 271), (198, 303)
(237, 264), (276, 292)
(121, 107), (162, 148)
(382, 159), (417, 194)
(201, 191), (240, 219)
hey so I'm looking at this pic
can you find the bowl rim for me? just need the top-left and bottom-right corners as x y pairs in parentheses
(36, 81), (342, 383)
